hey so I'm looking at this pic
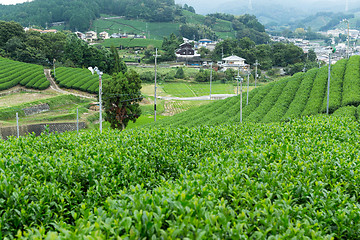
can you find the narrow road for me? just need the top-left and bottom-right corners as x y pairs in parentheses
(44, 69), (96, 100)
(158, 94), (236, 101)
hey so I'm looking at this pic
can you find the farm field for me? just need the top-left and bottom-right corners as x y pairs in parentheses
(0, 94), (92, 127)
(0, 57), (49, 91)
(92, 11), (236, 41)
(162, 82), (236, 97)
(53, 67), (112, 94)
(100, 38), (163, 49)
(2, 115), (360, 238)
(92, 17), (180, 40)
(153, 55), (360, 128)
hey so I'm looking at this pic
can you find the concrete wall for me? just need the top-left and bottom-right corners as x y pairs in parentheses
(23, 104), (50, 116)
(0, 122), (86, 140)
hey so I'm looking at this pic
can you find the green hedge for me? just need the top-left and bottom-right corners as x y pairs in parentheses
(342, 55), (360, 107)
(282, 68), (318, 121)
(332, 105), (357, 120)
(263, 72), (304, 123)
(302, 66), (328, 116)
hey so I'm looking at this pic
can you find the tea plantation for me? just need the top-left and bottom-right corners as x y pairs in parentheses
(53, 67), (112, 94)
(1, 115), (360, 239)
(0, 57), (49, 91)
(154, 56), (360, 128)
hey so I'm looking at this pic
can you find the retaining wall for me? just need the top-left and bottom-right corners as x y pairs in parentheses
(0, 122), (86, 140)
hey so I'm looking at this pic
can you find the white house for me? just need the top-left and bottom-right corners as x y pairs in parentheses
(221, 55), (249, 71)
(75, 31), (86, 40)
(85, 31), (97, 42)
(99, 31), (110, 39)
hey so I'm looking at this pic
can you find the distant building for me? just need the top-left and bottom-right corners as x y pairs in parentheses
(75, 31), (86, 40)
(220, 55), (249, 71)
(24, 28), (58, 34)
(85, 31), (97, 42)
(175, 43), (201, 63)
(99, 31), (110, 39)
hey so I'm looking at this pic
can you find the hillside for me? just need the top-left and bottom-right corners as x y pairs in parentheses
(0, 57), (49, 91)
(2, 114), (360, 238)
(153, 56), (360, 128)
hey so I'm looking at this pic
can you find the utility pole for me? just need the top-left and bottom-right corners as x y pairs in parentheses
(53, 59), (56, 78)
(236, 75), (244, 123)
(154, 48), (161, 122)
(347, 20), (350, 58)
(88, 67), (103, 133)
(254, 60), (260, 88)
(247, 69), (250, 105)
(236, 65), (240, 95)
(326, 47), (335, 114)
(209, 62), (213, 100)
(16, 112), (19, 138)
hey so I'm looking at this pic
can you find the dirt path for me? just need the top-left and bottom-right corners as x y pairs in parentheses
(44, 69), (96, 100)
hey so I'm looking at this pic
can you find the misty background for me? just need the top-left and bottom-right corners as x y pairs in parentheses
(176, 0), (360, 25)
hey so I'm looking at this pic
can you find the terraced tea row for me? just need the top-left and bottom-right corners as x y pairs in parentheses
(155, 55), (360, 127)
(53, 67), (112, 93)
(0, 57), (49, 91)
(2, 116), (360, 239)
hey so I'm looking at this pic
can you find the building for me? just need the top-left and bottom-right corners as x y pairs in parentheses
(99, 31), (110, 39)
(85, 31), (97, 42)
(75, 31), (86, 40)
(220, 55), (249, 71)
(175, 43), (201, 63)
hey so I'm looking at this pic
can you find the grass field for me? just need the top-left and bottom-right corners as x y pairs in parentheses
(100, 38), (163, 49)
(162, 83), (236, 97)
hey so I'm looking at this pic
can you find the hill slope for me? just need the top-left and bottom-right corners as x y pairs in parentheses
(154, 55), (360, 128)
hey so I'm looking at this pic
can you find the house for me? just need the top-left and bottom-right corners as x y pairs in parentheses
(75, 31), (86, 40)
(176, 43), (195, 56)
(41, 29), (58, 34)
(221, 55), (249, 71)
(85, 31), (97, 42)
(175, 43), (201, 63)
(99, 31), (110, 39)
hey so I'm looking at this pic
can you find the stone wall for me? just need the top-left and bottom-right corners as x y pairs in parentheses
(0, 122), (86, 140)
(23, 104), (50, 116)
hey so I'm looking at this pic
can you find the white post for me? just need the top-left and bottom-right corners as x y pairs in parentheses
(347, 21), (350, 58)
(254, 60), (260, 88)
(16, 112), (19, 138)
(209, 62), (213, 100)
(53, 59), (56, 78)
(240, 79), (243, 123)
(99, 74), (102, 133)
(76, 108), (79, 134)
(153, 48), (161, 122)
(326, 53), (331, 114)
(247, 70), (250, 105)
(237, 65), (240, 95)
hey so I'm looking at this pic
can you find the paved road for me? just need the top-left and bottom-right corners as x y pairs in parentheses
(158, 94), (237, 101)
(44, 69), (96, 100)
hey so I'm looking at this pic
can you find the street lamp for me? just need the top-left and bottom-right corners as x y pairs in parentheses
(88, 66), (103, 133)
(235, 75), (244, 123)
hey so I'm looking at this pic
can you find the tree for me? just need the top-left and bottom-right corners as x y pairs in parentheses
(103, 70), (143, 130)
(110, 46), (127, 75)
(175, 67), (185, 79)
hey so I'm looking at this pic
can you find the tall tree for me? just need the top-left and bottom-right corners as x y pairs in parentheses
(103, 70), (142, 130)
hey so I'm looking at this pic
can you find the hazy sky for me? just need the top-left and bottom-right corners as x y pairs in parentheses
(0, 0), (29, 4)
